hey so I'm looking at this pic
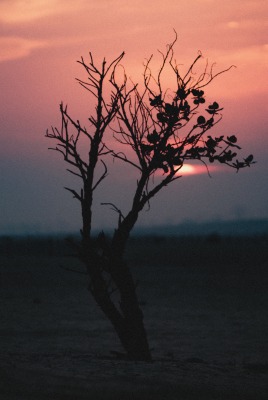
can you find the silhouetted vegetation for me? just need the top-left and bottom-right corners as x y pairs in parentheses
(46, 33), (255, 360)
(2, 234), (267, 267)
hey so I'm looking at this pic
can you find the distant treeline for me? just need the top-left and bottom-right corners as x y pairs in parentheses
(134, 218), (268, 237)
(0, 235), (72, 257)
(0, 233), (268, 269)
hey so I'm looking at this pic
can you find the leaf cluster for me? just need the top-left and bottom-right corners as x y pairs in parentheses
(110, 37), (255, 182)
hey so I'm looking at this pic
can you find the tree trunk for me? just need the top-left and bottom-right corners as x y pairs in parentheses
(81, 241), (151, 361)
(109, 211), (152, 361)
(110, 259), (152, 361)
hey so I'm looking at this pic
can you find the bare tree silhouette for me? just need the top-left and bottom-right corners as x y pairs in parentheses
(46, 34), (254, 361)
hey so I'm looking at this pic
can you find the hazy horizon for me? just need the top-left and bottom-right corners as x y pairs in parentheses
(1, 216), (268, 237)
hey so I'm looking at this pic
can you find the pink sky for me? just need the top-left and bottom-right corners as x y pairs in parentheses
(1, 0), (268, 233)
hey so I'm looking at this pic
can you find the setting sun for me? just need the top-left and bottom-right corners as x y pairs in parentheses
(180, 164), (202, 175)
(179, 163), (220, 176)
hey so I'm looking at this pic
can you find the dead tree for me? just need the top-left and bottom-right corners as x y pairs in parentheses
(46, 35), (254, 361)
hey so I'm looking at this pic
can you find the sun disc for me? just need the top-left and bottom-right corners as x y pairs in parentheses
(180, 164), (197, 175)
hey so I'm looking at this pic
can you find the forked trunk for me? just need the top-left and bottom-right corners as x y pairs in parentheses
(109, 259), (152, 361)
(109, 216), (152, 361)
(81, 241), (151, 361)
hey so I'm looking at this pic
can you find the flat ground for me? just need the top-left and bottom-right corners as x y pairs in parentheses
(0, 235), (268, 399)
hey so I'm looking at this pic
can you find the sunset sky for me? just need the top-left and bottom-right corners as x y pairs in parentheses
(1, 0), (268, 234)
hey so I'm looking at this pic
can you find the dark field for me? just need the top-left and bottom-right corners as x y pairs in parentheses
(0, 235), (268, 399)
